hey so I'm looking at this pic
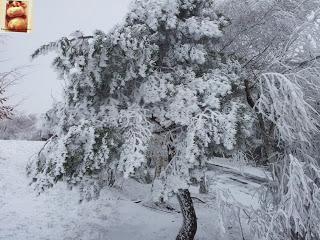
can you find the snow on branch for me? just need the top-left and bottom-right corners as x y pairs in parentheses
(256, 72), (317, 145)
(253, 154), (320, 240)
(31, 34), (94, 60)
(118, 105), (152, 178)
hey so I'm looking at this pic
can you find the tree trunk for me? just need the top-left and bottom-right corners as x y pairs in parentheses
(154, 157), (163, 179)
(244, 78), (273, 165)
(199, 175), (208, 194)
(176, 189), (197, 240)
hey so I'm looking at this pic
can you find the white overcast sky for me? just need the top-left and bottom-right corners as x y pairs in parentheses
(1, 0), (131, 114)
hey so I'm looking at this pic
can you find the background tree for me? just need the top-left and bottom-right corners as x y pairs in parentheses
(216, 0), (320, 164)
(0, 112), (41, 140)
(0, 35), (25, 121)
(0, 63), (15, 120)
(215, 1), (320, 239)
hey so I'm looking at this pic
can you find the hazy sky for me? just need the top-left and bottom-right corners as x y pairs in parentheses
(1, 0), (132, 114)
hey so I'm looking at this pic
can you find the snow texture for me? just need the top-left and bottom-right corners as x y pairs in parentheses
(0, 140), (260, 240)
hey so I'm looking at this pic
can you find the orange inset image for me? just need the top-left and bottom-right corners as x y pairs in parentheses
(6, 1), (28, 32)
(1, 0), (32, 33)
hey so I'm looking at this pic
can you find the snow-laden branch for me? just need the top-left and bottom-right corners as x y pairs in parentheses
(255, 72), (317, 145)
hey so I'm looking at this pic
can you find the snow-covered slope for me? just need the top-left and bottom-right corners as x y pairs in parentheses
(0, 140), (240, 240)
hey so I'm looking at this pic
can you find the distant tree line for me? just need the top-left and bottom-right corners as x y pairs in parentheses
(0, 112), (41, 140)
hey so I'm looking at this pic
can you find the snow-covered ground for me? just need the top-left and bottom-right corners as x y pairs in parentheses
(0, 140), (259, 240)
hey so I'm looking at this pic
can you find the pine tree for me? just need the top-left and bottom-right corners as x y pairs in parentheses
(27, 0), (256, 238)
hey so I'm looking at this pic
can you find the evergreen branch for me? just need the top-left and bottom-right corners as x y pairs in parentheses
(31, 40), (63, 59)
(31, 36), (94, 59)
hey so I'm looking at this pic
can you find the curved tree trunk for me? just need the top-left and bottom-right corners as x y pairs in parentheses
(176, 189), (197, 240)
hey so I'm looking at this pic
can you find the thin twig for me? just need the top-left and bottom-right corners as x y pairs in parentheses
(191, 196), (206, 204)
(237, 207), (246, 240)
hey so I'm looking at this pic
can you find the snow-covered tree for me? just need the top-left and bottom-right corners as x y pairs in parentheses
(0, 36), (22, 120)
(0, 78), (12, 120)
(216, 0), (320, 69)
(0, 62), (14, 120)
(248, 71), (320, 240)
(27, 0), (257, 238)
(27, 0), (320, 239)
(215, 0), (320, 165)
(251, 16), (320, 240)
(212, 2), (320, 239)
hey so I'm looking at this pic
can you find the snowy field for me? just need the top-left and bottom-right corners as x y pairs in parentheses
(0, 140), (260, 240)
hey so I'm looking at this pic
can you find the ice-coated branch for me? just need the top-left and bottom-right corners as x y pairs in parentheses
(256, 72), (317, 145)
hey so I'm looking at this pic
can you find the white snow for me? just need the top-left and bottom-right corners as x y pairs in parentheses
(207, 157), (272, 181)
(0, 140), (257, 240)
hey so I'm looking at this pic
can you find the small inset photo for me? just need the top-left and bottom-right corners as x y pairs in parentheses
(4, 0), (30, 32)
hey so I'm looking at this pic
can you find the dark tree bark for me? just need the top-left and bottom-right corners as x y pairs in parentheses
(199, 176), (208, 194)
(244, 78), (274, 165)
(176, 189), (197, 240)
